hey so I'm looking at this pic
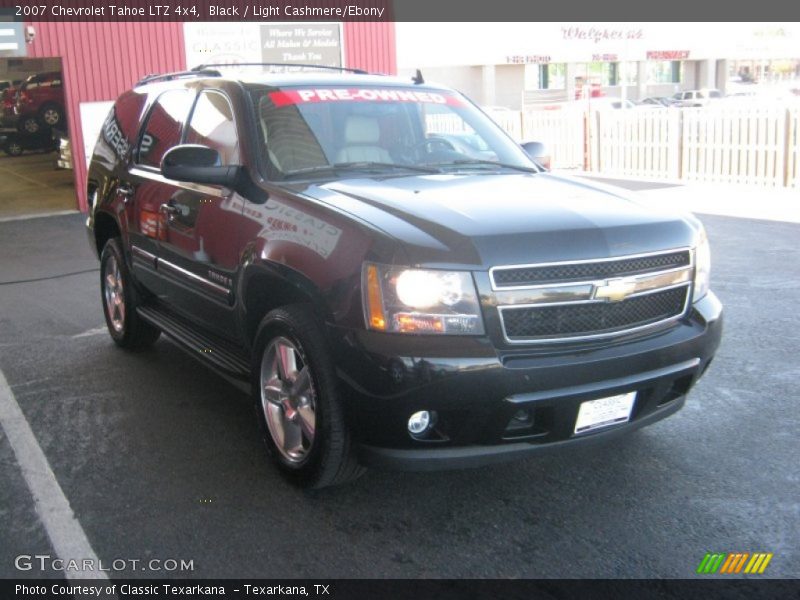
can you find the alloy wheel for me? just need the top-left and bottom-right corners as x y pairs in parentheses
(103, 253), (125, 332)
(43, 108), (60, 125)
(260, 336), (316, 464)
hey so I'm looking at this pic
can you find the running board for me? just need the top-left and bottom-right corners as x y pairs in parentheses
(137, 304), (251, 387)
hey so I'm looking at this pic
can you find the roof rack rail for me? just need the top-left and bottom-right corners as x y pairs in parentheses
(135, 69), (222, 87)
(191, 63), (370, 75)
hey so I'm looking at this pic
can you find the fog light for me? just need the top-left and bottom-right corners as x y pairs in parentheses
(408, 410), (435, 435)
(512, 409), (532, 423)
(505, 408), (534, 434)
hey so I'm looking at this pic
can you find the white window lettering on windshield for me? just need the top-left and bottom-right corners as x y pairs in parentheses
(268, 88), (457, 107)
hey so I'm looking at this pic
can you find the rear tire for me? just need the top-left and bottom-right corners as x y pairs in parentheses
(100, 237), (161, 350)
(252, 305), (364, 489)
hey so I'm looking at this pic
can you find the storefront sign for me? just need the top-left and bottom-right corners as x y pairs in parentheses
(561, 26), (643, 44)
(646, 50), (690, 60)
(591, 53), (619, 62)
(506, 55), (551, 64)
(261, 24), (342, 67)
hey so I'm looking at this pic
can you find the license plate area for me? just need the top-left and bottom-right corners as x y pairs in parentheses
(574, 391), (636, 435)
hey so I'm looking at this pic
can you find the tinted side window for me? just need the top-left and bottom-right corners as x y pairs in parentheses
(185, 91), (239, 165)
(137, 89), (192, 169)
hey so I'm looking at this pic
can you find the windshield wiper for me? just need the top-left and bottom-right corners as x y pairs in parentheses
(285, 161), (439, 177)
(433, 159), (540, 174)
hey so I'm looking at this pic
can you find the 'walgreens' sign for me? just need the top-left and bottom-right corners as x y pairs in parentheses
(269, 88), (462, 106)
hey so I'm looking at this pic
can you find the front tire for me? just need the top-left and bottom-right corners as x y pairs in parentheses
(100, 237), (160, 350)
(19, 117), (40, 134)
(252, 305), (363, 489)
(39, 103), (63, 127)
(4, 141), (23, 156)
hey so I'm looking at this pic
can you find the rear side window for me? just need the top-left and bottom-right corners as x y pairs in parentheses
(100, 91), (148, 162)
(185, 90), (239, 165)
(137, 89), (192, 169)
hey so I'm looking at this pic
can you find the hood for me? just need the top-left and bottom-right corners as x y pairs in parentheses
(297, 172), (698, 269)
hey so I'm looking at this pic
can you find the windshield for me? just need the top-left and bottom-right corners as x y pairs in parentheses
(250, 85), (536, 179)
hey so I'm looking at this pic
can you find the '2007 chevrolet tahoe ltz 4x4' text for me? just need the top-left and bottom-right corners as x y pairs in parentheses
(86, 65), (722, 488)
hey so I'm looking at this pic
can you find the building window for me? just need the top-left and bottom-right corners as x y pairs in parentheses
(648, 61), (682, 84)
(574, 62), (636, 87)
(618, 62), (639, 85)
(546, 63), (566, 90)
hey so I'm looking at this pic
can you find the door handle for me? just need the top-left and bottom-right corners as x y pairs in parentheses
(117, 183), (134, 203)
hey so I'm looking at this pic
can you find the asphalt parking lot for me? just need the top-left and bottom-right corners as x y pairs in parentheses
(0, 204), (798, 579)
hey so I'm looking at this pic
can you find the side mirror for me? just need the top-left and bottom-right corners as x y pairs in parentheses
(161, 144), (242, 188)
(521, 141), (551, 170)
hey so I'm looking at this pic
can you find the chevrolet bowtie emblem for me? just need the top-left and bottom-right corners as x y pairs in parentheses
(595, 277), (638, 302)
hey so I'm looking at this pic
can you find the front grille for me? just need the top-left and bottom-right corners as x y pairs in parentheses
(501, 286), (688, 341)
(492, 251), (691, 288)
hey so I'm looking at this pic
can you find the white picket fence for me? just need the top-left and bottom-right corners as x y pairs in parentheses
(487, 104), (800, 188)
(681, 106), (790, 187)
(485, 107), (585, 169)
(592, 107), (680, 180)
(784, 107), (799, 188)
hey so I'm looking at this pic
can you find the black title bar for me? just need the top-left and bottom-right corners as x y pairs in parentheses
(1, 0), (798, 22)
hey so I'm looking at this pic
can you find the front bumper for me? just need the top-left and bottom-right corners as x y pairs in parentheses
(333, 291), (723, 471)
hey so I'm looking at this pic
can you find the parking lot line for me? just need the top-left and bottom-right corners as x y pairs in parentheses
(0, 209), (79, 223)
(0, 367), (108, 580)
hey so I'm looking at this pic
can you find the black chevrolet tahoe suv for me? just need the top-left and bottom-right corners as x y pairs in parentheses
(86, 65), (723, 488)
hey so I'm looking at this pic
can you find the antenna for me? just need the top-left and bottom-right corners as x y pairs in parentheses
(412, 69), (425, 85)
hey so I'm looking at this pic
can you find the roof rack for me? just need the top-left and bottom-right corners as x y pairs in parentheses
(191, 63), (370, 75)
(135, 69), (222, 87)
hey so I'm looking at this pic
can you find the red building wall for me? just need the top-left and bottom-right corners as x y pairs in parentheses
(25, 21), (396, 211)
(344, 22), (397, 75)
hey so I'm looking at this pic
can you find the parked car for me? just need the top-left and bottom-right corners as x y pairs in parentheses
(672, 89), (723, 107)
(13, 71), (66, 133)
(86, 66), (722, 488)
(1, 86), (20, 127)
(640, 96), (678, 108)
(586, 97), (646, 110)
(0, 129), (57, 156)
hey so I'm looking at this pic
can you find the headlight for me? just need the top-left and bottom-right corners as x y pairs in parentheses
(693, 228), (711, 301)
(363, 263), (485, 335)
